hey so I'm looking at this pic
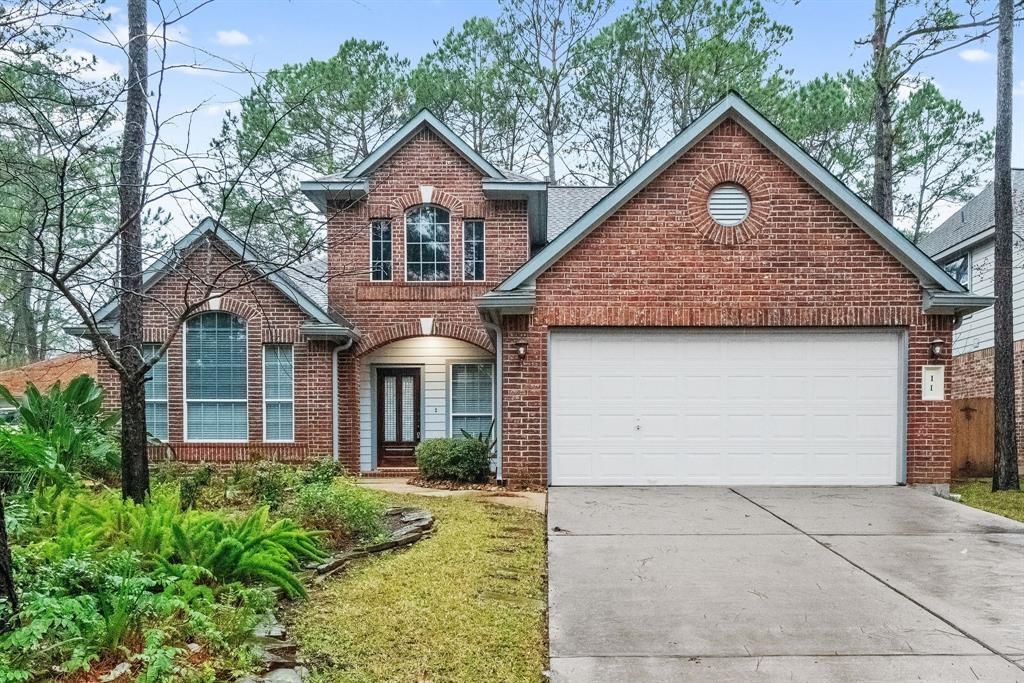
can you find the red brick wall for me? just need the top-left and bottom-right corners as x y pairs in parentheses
(500, 120), (957, 486)
(326, 127), (528, 465)
(96, 238), (334, 465)
(952, 341), (1024, 467)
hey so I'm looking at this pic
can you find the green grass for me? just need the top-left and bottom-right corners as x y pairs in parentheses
(952, 479), (1024, 523)
(289, 494), (547, 683)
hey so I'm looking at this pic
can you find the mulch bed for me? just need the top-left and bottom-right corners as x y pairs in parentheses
(407, 477), (546, 493)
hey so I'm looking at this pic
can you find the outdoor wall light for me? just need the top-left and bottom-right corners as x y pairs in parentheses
(420, 317), (434, 336)
(929, 338), (945, 359)
(516, 343), (527, 359)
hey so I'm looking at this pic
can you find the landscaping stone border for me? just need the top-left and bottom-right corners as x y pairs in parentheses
(240, 506), (434, 682)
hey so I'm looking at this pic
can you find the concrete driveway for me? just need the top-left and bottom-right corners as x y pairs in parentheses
(548, 487), (1024, 682)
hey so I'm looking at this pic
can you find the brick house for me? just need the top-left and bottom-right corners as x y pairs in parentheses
(919, 171), (1024, 472)
(77, 94), (992, 487)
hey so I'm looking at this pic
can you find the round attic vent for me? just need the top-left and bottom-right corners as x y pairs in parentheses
(707, 183), (751, 226)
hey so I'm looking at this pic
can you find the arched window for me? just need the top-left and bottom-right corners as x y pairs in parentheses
(406, 205), (450, 281)
(184, 311), (247, 441)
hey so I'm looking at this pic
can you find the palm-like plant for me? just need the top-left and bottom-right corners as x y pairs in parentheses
(0, 375), (120, 480)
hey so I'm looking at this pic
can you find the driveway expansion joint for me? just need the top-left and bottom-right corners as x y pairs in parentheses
(727, 488), (1024, 673)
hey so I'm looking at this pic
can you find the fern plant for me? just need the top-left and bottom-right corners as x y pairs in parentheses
(166, 506), (326, 598)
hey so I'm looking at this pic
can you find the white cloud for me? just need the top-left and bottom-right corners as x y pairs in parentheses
(215, 29), (250, 46)
(1014, 80), (1024, 97)
(63, 48), (122, 80)
(959, 48), (994, 63)
(202, 102), (235, 118)
(896, 76), (939, 102)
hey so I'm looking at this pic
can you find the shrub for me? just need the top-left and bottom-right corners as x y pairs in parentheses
(287, 479), (386, 548)
(416, 437), (491, 483)
(178, 464), (215, 510)
(229, 461), (300, 510)
(0, 375), (120, 482)
(301, 458), (345, 487)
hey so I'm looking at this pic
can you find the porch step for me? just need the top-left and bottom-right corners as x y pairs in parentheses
(360, 467), (419, 479)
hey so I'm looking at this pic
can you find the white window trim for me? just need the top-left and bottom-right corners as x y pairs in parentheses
(369, 219), (393, 282)
(405, 205), (452, 283)
(942, 251), (972, 290)
(448, 362), (495, 437)
(263, 344), (295, 443)
(143, 343), (168, 442)
(462, 219), (486, 282)
(182, 313), (249, 443)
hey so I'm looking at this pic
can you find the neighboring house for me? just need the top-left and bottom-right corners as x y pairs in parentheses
(919, 170), (1024, 465)
(0, 353), (99, 419)
(73, 93), (992, 487)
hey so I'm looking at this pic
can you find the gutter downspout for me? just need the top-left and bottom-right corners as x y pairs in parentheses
(481, 316), (503, 482)
(332, 337), (355, 463)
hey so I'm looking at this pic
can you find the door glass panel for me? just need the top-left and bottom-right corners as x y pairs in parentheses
(401, 375), (415, 441)
(383, 376), (396, 441)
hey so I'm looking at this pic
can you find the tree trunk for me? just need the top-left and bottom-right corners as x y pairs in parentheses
(870, 0), (894, 222)
(16, 232), (39, 361)
(0, 493), (17, 630)
(118, 0), (150, 503)
(546, 129), (556, 183)
(992, 0), (1019, 492)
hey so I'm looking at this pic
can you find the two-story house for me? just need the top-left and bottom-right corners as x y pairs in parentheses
(79, 94), (992, 488)
(920, 171), (1024, 468)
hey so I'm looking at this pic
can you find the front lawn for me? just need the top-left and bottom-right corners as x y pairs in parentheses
(952, 479), (1024, 523)
(289, 494), (547, 683)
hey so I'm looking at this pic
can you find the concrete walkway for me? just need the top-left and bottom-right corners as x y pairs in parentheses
(548, 487), (1024, 682)
(358, 477), (546, 514)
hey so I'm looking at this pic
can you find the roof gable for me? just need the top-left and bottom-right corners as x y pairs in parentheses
(496, 92), (966, 295)
(93, 218), (340, 326)
(335, 109), (505, 182)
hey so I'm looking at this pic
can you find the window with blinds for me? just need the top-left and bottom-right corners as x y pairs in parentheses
(143, 343), (168, 441)
(185, 312), (247, 441)
(707, 183), (751, 226)
(450, 363), (494, 438)
(264, 345), (294, 441)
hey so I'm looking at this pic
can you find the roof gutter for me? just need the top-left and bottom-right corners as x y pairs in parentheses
(921, 289), (995, 316)
(299, 178), (370, 212)
(331, 336), (356, 464)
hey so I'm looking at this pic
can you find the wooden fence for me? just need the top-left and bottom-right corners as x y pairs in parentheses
(951, 397), (994, 479)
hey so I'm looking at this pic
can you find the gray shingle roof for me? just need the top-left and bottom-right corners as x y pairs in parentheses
(284, 256), (328, 312)
(919, 169), (1024, 257)
(546, 185), (614, 241)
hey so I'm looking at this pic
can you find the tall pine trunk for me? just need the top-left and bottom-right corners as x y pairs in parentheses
(870, 0), (895, 222)
(118, 0), (150, 503)
(992, 0), (1019, 491)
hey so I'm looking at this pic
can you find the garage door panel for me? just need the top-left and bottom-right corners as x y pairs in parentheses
(549, 329), (901, 486)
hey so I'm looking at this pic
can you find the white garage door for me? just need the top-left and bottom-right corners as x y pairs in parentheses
(549, 329), (903, 486)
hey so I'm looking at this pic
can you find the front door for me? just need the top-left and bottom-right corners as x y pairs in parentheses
(376, 367), (421, 467)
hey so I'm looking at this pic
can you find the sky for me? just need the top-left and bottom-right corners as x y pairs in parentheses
(74, 0), (1022, 231)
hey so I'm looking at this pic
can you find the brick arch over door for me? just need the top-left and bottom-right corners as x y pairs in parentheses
(353, 321), (493, 357)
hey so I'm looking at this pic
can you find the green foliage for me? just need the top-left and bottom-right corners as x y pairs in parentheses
(178, 464), (215, 510)
(165, 505), (327, 599)
(0, 545), (270, 680)
(0, 375), (120, 483)
(26, 485), (326, 598)
(287, 479), (387, 548)
(0, 428), (69, 492)
(231, 461), (302, 510)
(300, 459), (346, 487)
(416, 438), (492, 483)
(893, 82), (993, 242)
